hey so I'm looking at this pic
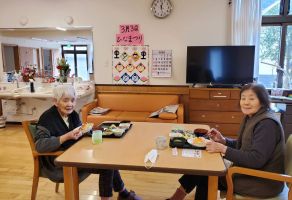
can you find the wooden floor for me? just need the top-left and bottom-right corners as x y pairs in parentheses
(0, 124), (196, 200)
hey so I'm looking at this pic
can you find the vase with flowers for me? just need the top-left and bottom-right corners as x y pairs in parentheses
(56, 58), (70, 83)
(21, 65), (36, 82)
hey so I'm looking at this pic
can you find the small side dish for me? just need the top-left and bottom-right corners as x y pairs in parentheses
(194, 128), (209, 137)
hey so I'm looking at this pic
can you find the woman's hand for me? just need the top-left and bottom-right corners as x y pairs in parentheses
(60, 126), (82, 144)
(207, 128), (226, 144)
(205, 140), (227, 154)
(70, 126), (83, 139)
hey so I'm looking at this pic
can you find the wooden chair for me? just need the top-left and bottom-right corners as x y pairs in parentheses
(22, 120), (64, 200)
(226, 135), (292, 200)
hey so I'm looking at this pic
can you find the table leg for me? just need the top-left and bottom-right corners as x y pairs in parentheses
(63, 166), (79, 200)
(208, 176), (218, 200)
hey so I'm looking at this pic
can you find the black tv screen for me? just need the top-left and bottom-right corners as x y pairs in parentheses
(186, 46), (255, 85)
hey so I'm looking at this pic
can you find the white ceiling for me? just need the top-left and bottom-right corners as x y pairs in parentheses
(0, 27), (93, 45)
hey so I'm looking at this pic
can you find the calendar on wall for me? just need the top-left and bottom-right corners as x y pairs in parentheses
(151, 50), (172, 77)
(112, 45), (149, 85)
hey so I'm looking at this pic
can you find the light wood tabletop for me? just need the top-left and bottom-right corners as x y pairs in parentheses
(55, 122), (227, 200)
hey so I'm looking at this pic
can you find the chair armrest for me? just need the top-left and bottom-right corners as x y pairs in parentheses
(226, 166), (292, 200)
(177, 104), (184, 123)
(81, 99), (98, 123)
(33, 150), (64, 157)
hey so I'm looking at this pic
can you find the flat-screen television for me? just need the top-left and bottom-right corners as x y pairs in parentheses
(186, 45), (255, 86)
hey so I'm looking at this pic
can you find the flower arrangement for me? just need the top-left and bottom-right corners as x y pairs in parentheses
(57, 58), (70, 73)
(56, 58), (70, 82)
(21, 65), (36, 82)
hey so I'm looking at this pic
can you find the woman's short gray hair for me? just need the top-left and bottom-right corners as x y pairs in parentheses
(53, 84), (76, 102)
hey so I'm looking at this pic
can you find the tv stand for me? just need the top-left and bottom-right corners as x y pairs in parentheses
(192, 83), (209, 88)
(206, 83), (242, 88)
(189, 87), (243, 139)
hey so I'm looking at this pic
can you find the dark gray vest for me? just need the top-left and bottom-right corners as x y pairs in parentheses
(234, 109), (285, 198)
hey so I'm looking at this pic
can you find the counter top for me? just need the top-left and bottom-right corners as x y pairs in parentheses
(270, 95), (292, 104)
(0, 82), (95, 99)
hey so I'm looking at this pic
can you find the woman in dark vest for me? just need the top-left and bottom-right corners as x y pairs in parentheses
(34, 84), (141, 200)
(168, 83), (285, 200)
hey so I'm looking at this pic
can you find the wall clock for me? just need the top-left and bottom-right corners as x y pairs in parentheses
(151, 0), (173, 18)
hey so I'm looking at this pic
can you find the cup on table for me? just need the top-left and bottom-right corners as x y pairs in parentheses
(156, 136), (168, 150)
(92, 130), (102, 144)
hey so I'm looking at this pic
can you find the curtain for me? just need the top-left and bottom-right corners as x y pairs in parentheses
(231, 0), (261, 78)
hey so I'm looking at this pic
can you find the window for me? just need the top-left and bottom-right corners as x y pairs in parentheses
(61, 45), (89, 81)
(285, 26), (292, 84)
(259, 0), (292, 88)
(262, 0), (281, 16)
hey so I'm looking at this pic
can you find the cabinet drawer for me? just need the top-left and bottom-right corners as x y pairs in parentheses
(230, 90), (240, 99)
(210, 90), (230, 99)
(189, 100), (240, 111)
(207, 123), (240, 137)
(284, 124), (292, 133)
(283, 115), (292, 124)
(189, 111), (243, 123)
(190, 90), (209, 99)
(286, 105), (292, 114)
(284, 124), (292, 140)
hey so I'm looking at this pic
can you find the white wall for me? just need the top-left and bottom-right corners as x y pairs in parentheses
(0, 0), (231, 85)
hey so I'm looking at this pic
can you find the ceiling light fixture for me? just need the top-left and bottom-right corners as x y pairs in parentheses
(65, 16), (74, 25)
(56, 27), (67, 31)
(76, 36), (89, 41)
(19, 16), (29, 26)
(31, 37), (48, 42)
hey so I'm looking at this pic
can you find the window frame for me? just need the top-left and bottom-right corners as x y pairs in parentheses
(261, 0), (292, 87)
(61, 45), (88, 77)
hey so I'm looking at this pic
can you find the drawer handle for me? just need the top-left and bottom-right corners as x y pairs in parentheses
(217, 92), (222, 95)
(215, 124), (220, 128)
(216, 104), (220, 107)
(213, 95), (227, 98)
(231, 116), (235, 119)
(201, 114), (206, 118)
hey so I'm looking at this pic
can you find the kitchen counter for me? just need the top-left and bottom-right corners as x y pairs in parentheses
(0, 82), (94, 99)
(0, 81), (95, 122)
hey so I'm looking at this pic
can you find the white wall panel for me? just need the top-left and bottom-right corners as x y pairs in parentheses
(0, 0), (231, 85)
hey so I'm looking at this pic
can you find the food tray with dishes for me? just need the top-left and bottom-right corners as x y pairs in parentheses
(95, 121), (132, 138)
(169, 128), (209, 149)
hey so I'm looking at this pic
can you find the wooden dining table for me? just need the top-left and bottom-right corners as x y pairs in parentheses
(55, 122), (227, 200)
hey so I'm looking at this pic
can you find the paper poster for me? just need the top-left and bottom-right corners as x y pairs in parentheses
(116, 33), (144, 45)
(119, 24), (140, 33)
(152, 50), (172, 77)
(116, 24), (144, 45)
(112, 45), (149, 85)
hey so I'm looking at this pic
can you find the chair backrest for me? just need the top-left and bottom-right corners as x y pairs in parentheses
(285, 134), (292, 186)
(22, 120), (38, 156)
(97, 93), (179, 112)
(225, 134), (292, 200)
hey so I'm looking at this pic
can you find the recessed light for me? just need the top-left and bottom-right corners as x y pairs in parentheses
(56, 27), (67, 31)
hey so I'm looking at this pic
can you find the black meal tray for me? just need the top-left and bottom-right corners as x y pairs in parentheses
(94, 121), (132, 138)
(169, 137), (206, 150)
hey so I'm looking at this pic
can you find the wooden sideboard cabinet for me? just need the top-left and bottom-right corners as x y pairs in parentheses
(282, 104), (292, 141)
(189, 88), (244, 138)
(277, 103), (292, 141)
